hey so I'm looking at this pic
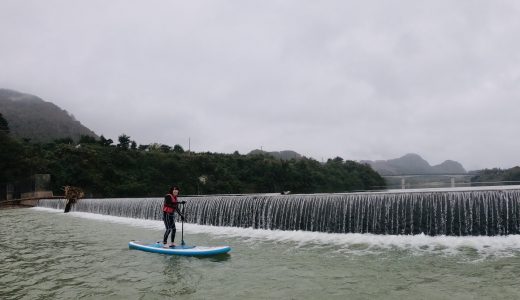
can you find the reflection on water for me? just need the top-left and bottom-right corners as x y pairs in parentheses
(1, 208), (520, 299)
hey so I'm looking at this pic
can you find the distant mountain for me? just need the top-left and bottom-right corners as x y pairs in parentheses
(431, 160), (466, 174)
(362, 153), (466, 175)
(0, 89), (97, 142)
(248, 149), (303, 160)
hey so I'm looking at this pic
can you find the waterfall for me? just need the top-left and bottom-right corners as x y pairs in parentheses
(38, 188), (520, 236)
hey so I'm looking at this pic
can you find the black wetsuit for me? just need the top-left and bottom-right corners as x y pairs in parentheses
(163, 211), (176, 244)
(163, 194), (182, 244)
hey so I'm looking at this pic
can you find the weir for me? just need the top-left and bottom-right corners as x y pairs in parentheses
(38, 187), (520, 236)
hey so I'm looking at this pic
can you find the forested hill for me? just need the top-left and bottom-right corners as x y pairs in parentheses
(0, 88), (386, 196)
(0, 89), (97, 142)
(0, 132), (386, 197)
(470, 167), (520, 185)
(248, 149), (302, 160)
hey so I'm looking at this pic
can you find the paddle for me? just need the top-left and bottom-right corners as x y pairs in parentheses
(179, 201), (187, 246)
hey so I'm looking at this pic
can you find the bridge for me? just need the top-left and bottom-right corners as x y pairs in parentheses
(382, 173), (474, 189)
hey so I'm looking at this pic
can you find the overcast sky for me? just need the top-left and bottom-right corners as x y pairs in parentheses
(1, 1), (520, 170)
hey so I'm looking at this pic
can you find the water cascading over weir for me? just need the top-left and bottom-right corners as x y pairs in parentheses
(38, 187), (520, 236)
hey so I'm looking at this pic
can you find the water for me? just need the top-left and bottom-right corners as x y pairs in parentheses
(39, 186), (520, 236)
(2, 207), (520, 299)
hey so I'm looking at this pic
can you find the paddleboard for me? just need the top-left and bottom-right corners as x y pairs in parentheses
(128, 241), (231, 256)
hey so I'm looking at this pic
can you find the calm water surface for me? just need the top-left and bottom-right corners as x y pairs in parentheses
(1, 208), (520, 299)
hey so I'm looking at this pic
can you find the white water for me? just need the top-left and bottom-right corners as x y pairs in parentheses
(39, 187), (520, 236)
(32, 207), (520, 259)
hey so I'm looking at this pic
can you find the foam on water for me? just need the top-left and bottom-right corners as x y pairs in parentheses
(32, 207), (520, 258)
(38, 187), (520, 236)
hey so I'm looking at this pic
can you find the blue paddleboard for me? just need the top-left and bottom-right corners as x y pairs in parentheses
(129, 241), (231, 256)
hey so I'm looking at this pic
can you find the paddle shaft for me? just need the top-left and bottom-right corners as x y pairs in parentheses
(180, 202), (185, 246)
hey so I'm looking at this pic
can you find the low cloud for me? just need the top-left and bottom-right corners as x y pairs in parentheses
(1, 0), (519, 170)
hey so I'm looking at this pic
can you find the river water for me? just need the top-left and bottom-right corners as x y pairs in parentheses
(2, 207), (520, 299)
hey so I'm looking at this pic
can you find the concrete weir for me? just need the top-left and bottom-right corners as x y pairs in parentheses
(37, 186), (520, 236)
(1, 194), (63, 208)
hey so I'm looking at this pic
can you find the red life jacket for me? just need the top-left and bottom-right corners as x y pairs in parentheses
(163, 194), (177, 214)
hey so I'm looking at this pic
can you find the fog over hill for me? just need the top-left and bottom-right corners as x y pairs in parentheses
(0, 89), (97, 142)
(362, 153), (467, 175)
(248, 149), (303, 161)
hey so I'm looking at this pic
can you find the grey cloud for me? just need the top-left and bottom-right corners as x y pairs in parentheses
(1, 0), (520, 169)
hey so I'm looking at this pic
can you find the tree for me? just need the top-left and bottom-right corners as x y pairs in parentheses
(328, 156), (344, 164)
(173, 144), (185, 153)
(99, 135), (113, 147)
(53, 137), (74, 144)
(159, 144), (171, 153)
(79, 135), (97, 144)
(117, 134), (131, 150)
(0, 133), (387, 197)
(0, 113), (9, 134)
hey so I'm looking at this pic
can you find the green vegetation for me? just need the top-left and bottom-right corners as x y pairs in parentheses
(0, 132), (386, 197)
(0, 113), (9, 134)
(471, 168), (520, 185)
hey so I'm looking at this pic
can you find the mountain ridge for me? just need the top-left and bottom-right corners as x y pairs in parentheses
(0, 89), (97, 142)
(362, 153), (467, 175)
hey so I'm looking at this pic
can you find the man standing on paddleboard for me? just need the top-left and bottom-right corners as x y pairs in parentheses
(162, 186), (185, 248)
